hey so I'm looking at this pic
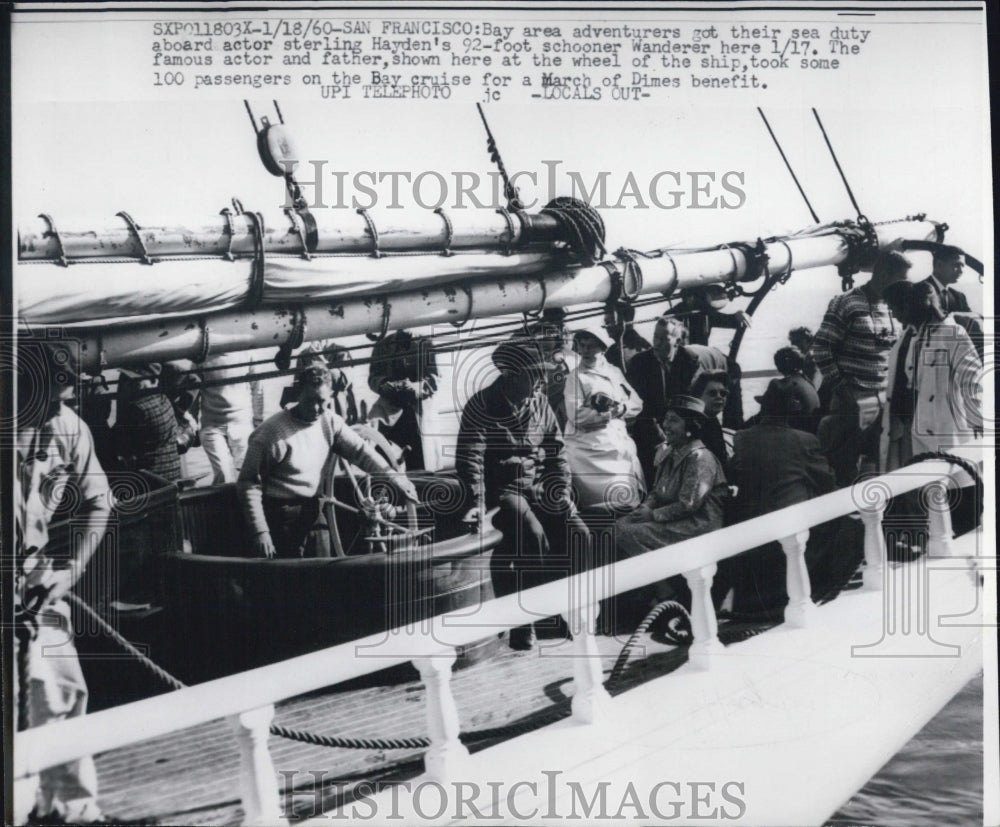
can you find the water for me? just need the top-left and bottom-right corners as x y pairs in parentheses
(827, 674), (984, 826)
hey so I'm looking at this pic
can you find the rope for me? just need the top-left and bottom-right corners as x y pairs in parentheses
(37, 213), (69, 267)
(607, 600), (692, 687)
(904, 451), (984, 527)
(116, 211), (154, 265)
(435, 207), (454, 256)
(812, 108), (866, 221)
(244, 211), (267, 308)
(539, 197), (606, 266)
(758, 108), (820, 224)
(63, 591), (573, 750)
(476, 103), (524, 211)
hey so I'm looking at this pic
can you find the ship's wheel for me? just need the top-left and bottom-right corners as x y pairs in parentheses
(322, 423), (422, 556)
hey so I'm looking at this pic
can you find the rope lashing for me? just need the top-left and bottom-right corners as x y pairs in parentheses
(356, 208), (382, 258)
(37, 213), (69, 267)
(495, 207), (518, 256)
(835, 220), (880, 291)
(194, 320), (212, 364)
(274, 306), (307, 371)
(219, 207), (237, 261)
(284, 206), (318, 261)
(244, 211), (267, 308)
(539, 197), (606, 266)
(435, 207), (455, 257)
(116, 211), (154, 265)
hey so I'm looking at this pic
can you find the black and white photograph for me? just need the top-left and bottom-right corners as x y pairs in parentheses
(4, 2), (996, 825)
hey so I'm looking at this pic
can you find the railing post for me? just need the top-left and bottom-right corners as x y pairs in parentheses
(683, 563), (724, 669)
(926, 480), (955, 558)
(414, 649), (469, 781)
(564, 601), (613, 724)
(779, 530), (815, 627)
(228, 704), (286, 827)
(859, 506), (886, 591)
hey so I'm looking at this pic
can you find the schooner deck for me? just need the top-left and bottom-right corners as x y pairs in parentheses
(88, 530), (985, 826)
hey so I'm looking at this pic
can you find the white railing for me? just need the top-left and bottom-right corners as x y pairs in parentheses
(14, 457), (978, 825)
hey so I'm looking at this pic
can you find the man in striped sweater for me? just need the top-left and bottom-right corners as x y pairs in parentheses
(238, 364), (418, 558)
(811, 249), (910, 486)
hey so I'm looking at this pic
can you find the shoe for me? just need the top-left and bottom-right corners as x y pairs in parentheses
(508, 624), (537, 651)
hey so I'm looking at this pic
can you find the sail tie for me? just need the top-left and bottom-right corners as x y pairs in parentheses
(219, 207), (237, 261)
(116, 211), (154, 265)
(244, 211), (267, 308)
(495, 207), (518, 256)
(434, 207), (455, 257)
(356, 208), (382, 258)
(36, 213), (69, 267)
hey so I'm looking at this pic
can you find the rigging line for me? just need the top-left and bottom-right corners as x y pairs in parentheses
(476, 103), (523, 210)
(243, 100), (259, 136)
(812, 108), (866, 220)
(757, 108), (820, 225)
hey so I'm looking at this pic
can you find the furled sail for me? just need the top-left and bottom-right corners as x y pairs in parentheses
(17, 208), (943, 372)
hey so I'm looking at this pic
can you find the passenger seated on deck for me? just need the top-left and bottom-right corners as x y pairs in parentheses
(614, 396), (728, 607)
(691, 370), (732, 472)
(456, 335), (591, 651)
(562, 328), (645, 512)
(716, 378), (836, 617)
(526, 308), (578, 431)
(238, 364), (418, 559)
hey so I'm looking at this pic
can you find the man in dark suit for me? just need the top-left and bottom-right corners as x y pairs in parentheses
(627, 316), (732, 486)
(719, 378), (837, 616)
(921, 244), (972, 314)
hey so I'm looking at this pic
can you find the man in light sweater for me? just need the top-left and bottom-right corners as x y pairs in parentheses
(238, 364), (418, 558)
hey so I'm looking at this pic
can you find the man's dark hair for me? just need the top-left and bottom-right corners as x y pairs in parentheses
(691, 370), (729, 398)
(774, 346), (807, 377)
(872, 249), (912, 280)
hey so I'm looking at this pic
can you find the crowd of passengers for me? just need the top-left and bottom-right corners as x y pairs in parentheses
(16, 242), (982, 824)
(75, 243), (983, 650)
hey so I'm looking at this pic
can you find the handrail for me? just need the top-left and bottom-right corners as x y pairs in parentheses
(13, 455), (979, 781)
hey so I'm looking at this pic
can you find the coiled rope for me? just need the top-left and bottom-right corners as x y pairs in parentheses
(539, 197), (607, 266)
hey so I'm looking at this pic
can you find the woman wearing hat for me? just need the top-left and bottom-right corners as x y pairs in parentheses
(614, 396), (728, 598)
(563, 329), (645, 511)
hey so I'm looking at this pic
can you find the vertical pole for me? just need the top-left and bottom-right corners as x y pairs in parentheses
(229, 705), (287, 826)
(414, 650), (469, 781)
(926, 481), (955, 558)
(563, 601), (613, 724)
(683, 563), (724, 669)
(779, 530), (815, 627)
(860, 506), (886, 591)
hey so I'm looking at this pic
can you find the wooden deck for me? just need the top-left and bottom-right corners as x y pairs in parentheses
(83, 532), (985, 826)
(92, 607), (689, 824)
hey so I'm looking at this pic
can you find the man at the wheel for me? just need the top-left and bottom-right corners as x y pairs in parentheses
(238, 364), (418, 558)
